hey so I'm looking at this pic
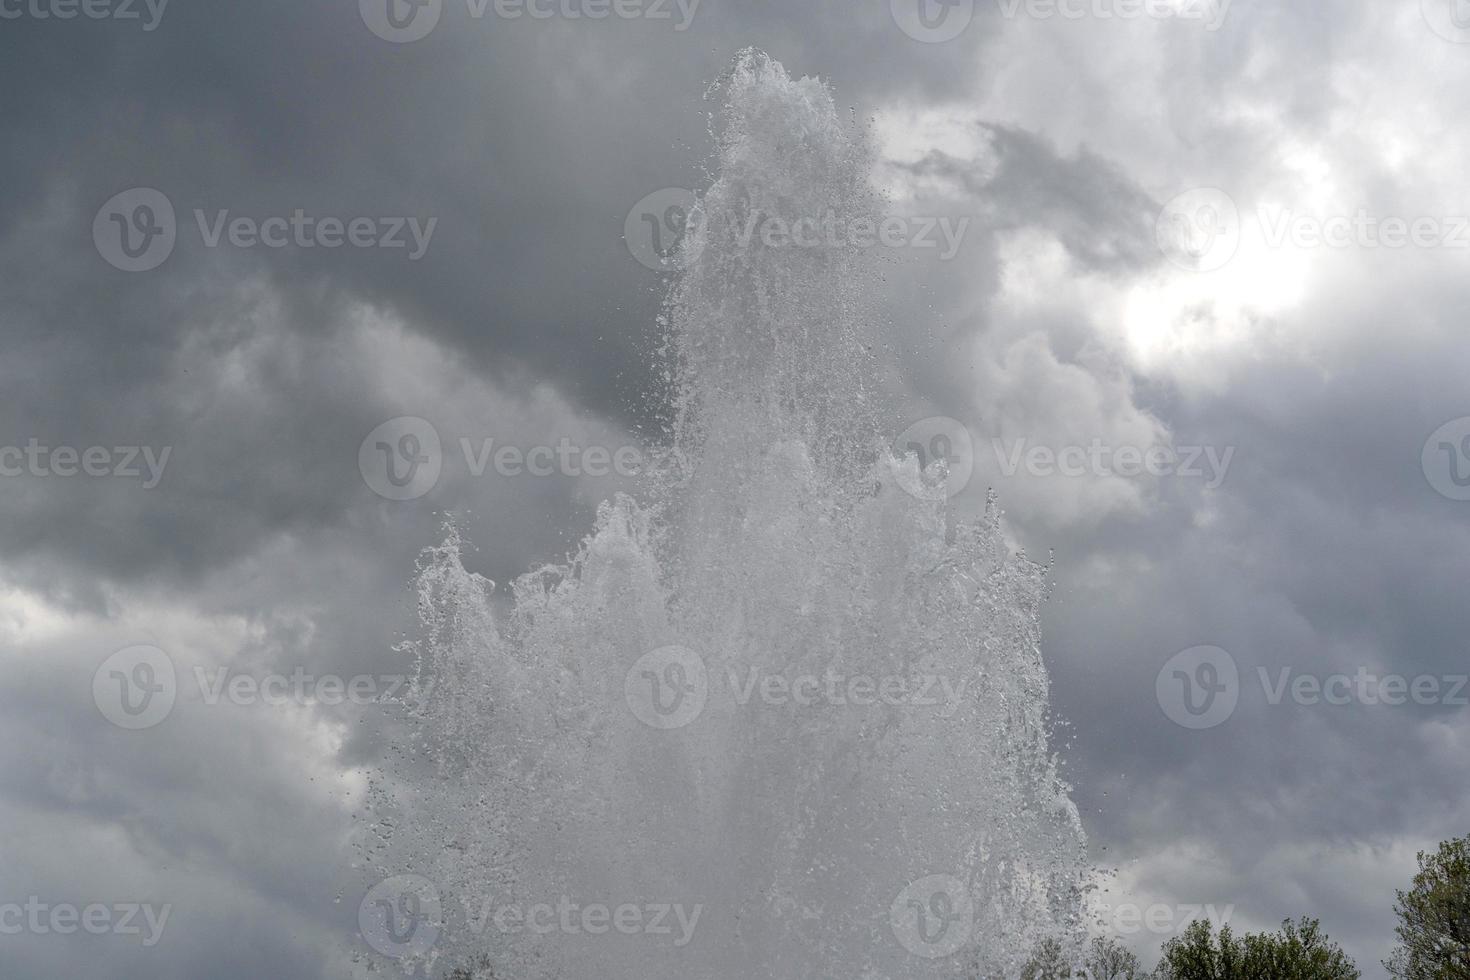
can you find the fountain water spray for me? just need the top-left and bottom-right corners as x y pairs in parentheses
(357, 49), (1088, 980)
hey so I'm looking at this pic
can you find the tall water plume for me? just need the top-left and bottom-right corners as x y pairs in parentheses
(356, 49), (1089, 980)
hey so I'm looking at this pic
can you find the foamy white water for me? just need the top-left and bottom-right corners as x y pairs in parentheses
(357, 50), (1088, 980)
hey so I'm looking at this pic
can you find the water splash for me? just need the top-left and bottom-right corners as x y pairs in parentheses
(357, 50), (1088, 980)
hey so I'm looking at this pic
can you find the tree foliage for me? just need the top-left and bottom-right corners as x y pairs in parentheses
(1386, 835), (1470, 980)
(443, 954), (501, 979)
(1084, 936), (1146, 979)
(1154, 917), (1358, 980)
(1021, 937), (1075, 979)
(1019, 936), (1144, 979)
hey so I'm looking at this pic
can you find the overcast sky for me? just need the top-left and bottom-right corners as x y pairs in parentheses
(2, 0), (1469, 976)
